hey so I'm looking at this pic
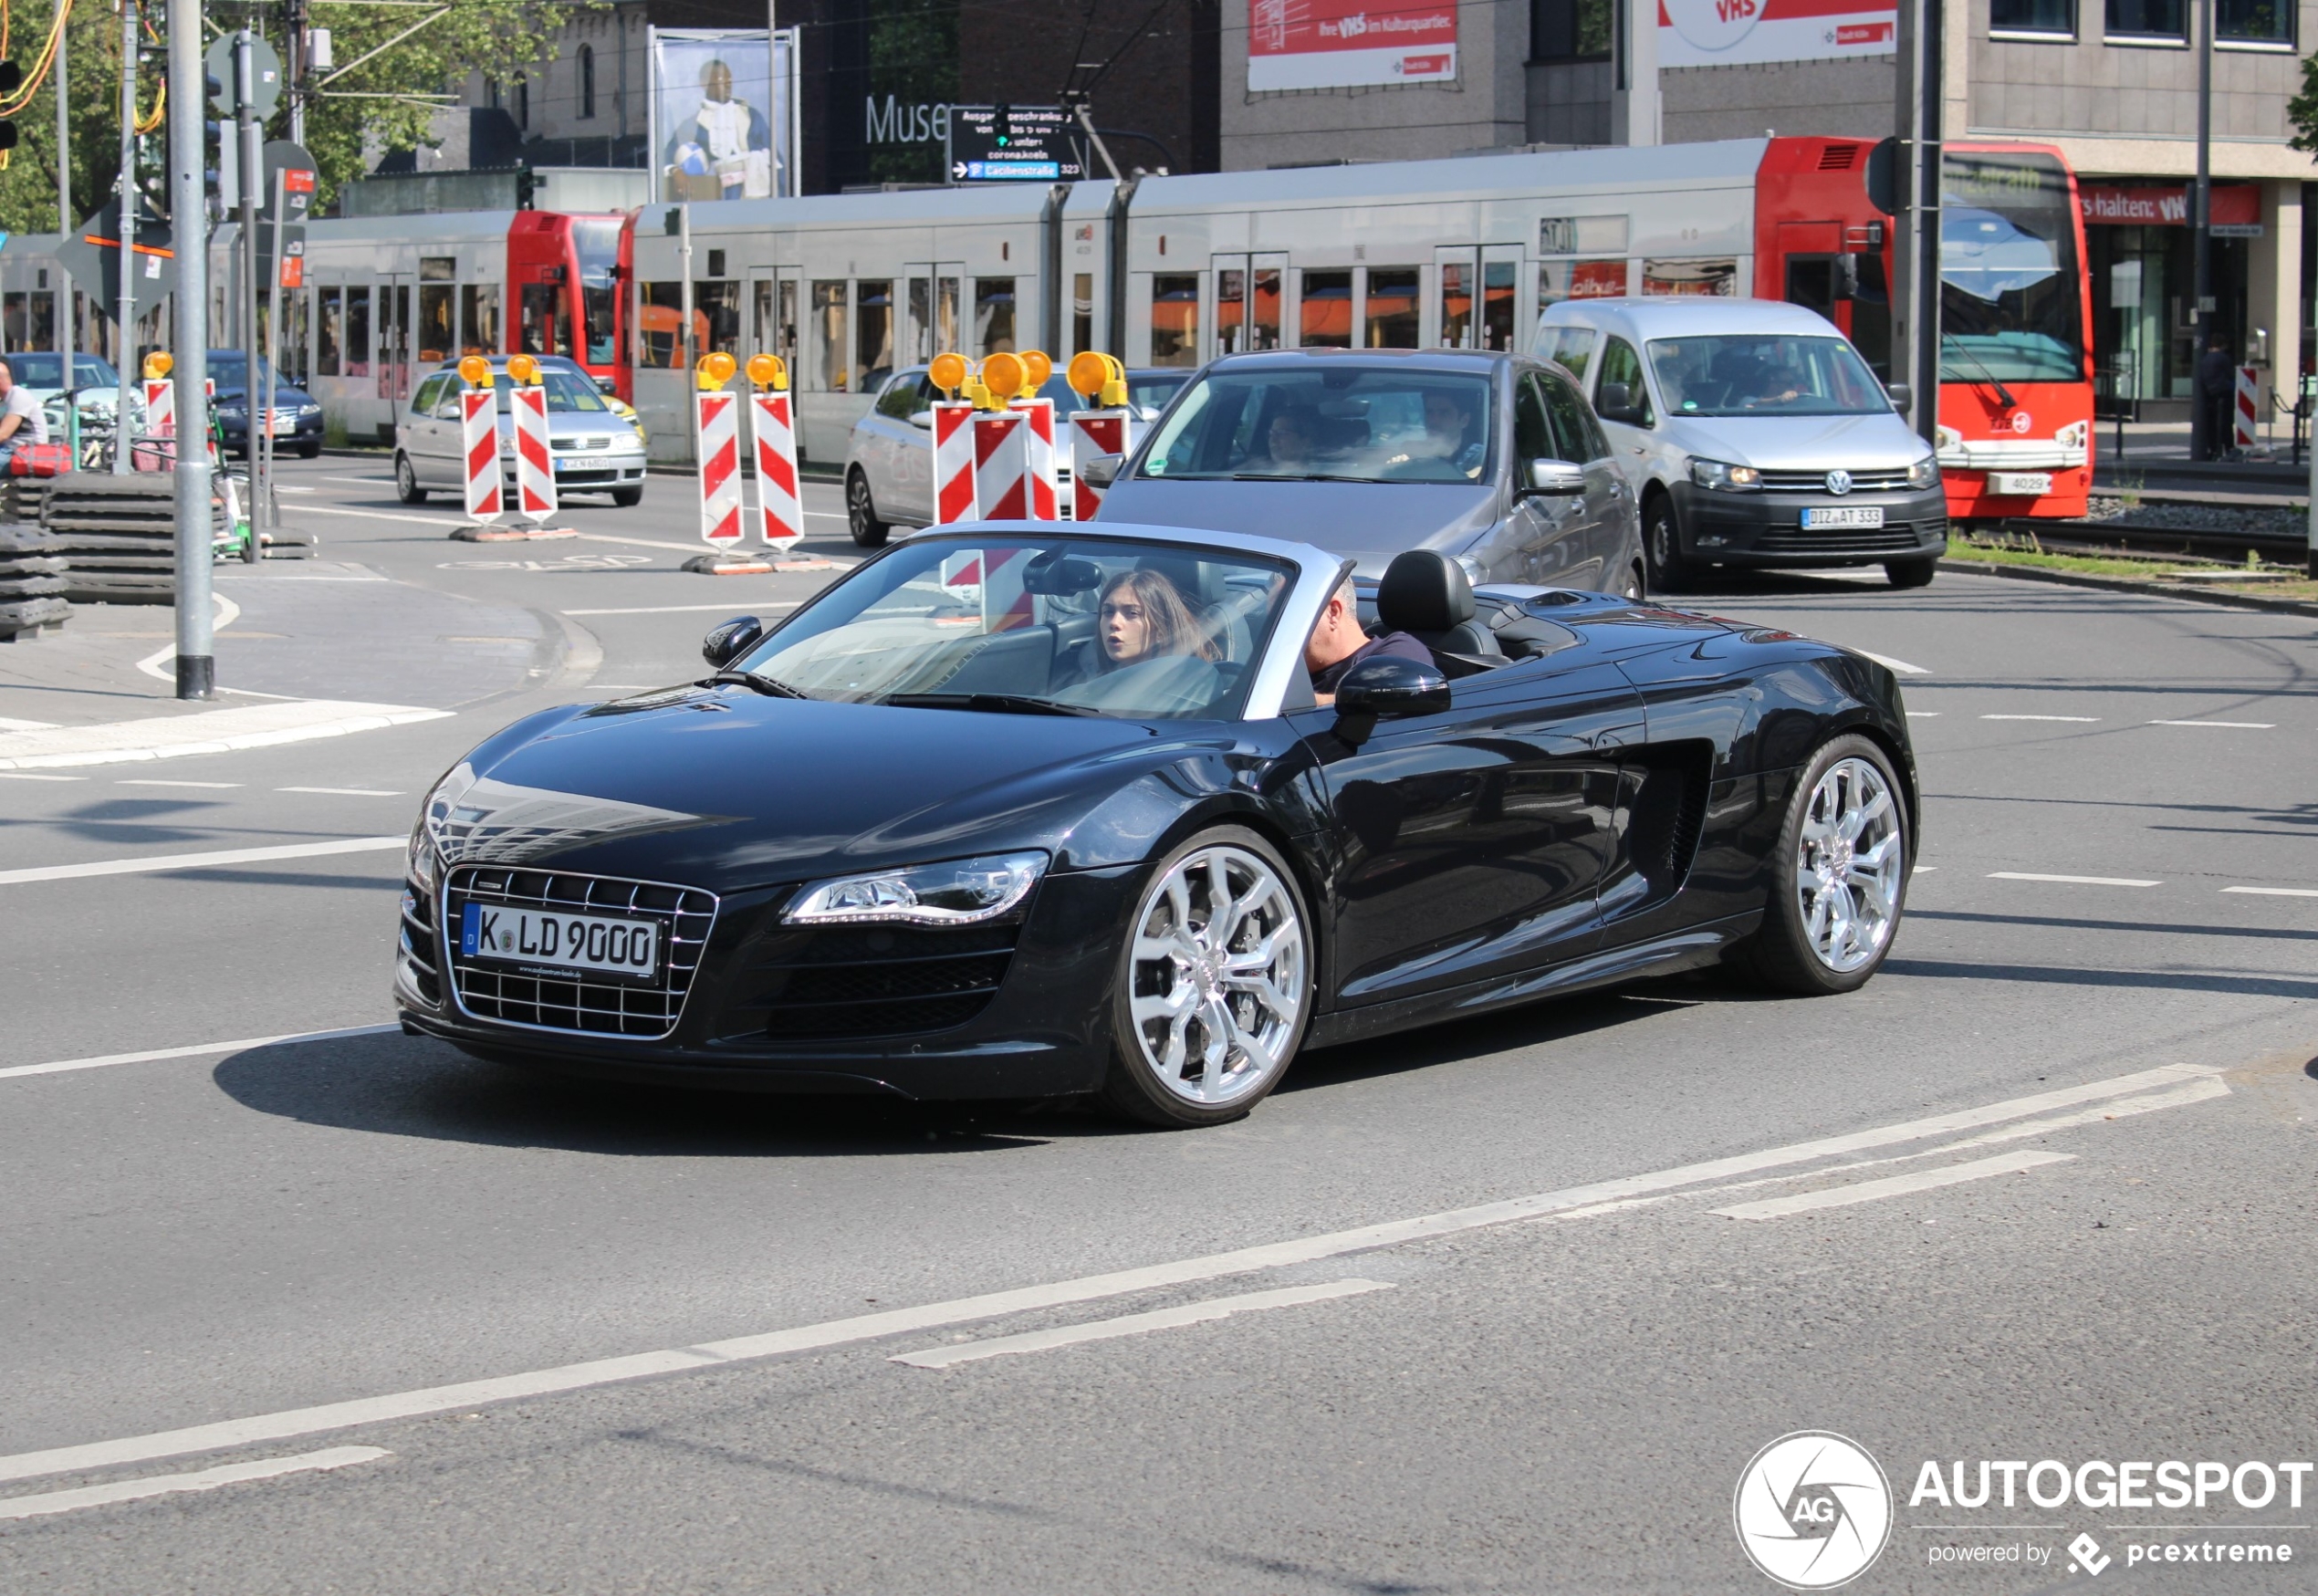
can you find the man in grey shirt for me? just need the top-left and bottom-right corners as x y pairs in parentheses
(0, 357), (50, 471)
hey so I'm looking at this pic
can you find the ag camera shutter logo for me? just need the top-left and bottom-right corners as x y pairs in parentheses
(1734, 1431), (1893, 1589)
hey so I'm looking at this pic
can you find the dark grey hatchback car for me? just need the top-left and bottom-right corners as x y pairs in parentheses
(1090, 349), (1643, 597)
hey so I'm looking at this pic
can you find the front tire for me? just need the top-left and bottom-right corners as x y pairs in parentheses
(1101, 827), (1315, 1129)
(610, 485), (644, 507)
(1885, 556), (1937, 589)
(1644, 494), (1692, 593)
(1735, 735), (1909, 996)
(394, 454), (427, 505)
(846, 469), (890, 549)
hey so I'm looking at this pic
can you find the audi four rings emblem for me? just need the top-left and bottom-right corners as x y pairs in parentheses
(1824, 469), (1853, 495)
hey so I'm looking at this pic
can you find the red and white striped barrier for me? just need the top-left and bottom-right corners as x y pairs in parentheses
(510, 384), (559, 520)
(751, 390), (802, 548)
(973, 409), (1028, 519)
(697, 389), (745, 546)
(2235, 365), (2260, 452)
(1008, 396), (1059, 520)
(941, 546), (1035, 633)
(933, 402), (977, 525)
(462, 389), (503, 523)
(1068, 411), (1130, 521)
(133, 378), (175, 473)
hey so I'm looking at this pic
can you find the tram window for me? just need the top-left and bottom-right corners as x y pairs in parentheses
(1250, 266), (1281, 350)
(637, 281), (684, 369)
(907, 278), (933, 362)
(1364, 268), (1420, 349)
(5, 290), (57, 351)
(462, 285), (499, 356)
(582, 282), (616, 364)
(974, 278), (1015, 356)
(1150, 274), (1198, 366)
(1217, 269), (1245, 354)
(345, 287), (371, 378)
(317, 288), (342, 376)
(1481, 260), (1518, 351)
(810, 281), (848, 390)
(521, 283), (565, 356)
(1539, 258), (1627, 311)
(1641, 258), (1738, 297)
(695, 280), (742, 358)
(417, 281), (454, 364)
(1072, 273), (1092, 357)
(1299, 270), (1352, 349)
(281, 292), (310, 385)
(936, 277), (959, 354)
(1439, 261), (1473, 349)
(856, 278), (894, 389)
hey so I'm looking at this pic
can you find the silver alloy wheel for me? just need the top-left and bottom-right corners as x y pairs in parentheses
(1795, 756), (1905, 973)
(1126, 844), (1308, 1107)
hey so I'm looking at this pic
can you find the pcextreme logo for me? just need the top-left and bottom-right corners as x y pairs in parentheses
(1735, 1432), (1894, 1590)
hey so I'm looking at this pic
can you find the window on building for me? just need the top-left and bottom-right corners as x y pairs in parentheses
(2217, 0), (2292, 42)
(1150, 274), (1198, 365)
(1364, 267), (1420, 349)
(1530, 0), (1612, 59)
(514, 72), (529, 130)
(2106, 0), (2184, 37)
(1989, 0), (2075, 33)
(974, 277), (1016, 355)
(579, 45), (596, 120)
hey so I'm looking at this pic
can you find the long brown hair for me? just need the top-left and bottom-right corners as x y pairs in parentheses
(1098, 568), (1218, 666)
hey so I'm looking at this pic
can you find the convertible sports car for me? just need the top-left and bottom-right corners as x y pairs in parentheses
(395, 522), (1916, 1128)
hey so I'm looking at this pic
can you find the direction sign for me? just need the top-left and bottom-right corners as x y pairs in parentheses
(947, 106), (1084, 183)
(206, 33), (284, 119)
(257, 139), (317, 282)
(56, 201), (176, 320)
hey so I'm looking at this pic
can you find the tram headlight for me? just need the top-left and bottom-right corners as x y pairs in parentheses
(2054, 421), (2088, 452)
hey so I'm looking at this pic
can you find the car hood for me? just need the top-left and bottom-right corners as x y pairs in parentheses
(1657, 412), (1929, 471)
(430, 687), (1203, 892)
(1092, 479), (1499, 576)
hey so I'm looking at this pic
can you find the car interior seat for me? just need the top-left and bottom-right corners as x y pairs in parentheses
(1374, 550), (1503, 669)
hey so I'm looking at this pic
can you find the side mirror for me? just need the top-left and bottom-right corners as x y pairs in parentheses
(1525, 458), (1587, 495)
(1078, 451), (1122, 488)
(1597, 382), (1645, 424)
(1884, 381), (1912, 412)
(701, 615), (764, 669)
(907, 409), (934, 429)
(1331, 654), (1450, 746)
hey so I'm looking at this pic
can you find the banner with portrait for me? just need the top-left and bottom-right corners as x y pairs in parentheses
(649, 27), (799, 203)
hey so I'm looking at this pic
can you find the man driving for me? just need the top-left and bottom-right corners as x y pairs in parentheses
(1303, 575), (1429, 704)
(1415, 388), (1484, 477)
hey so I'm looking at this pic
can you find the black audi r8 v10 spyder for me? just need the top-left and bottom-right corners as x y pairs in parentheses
(395, 522), (1916, 1128)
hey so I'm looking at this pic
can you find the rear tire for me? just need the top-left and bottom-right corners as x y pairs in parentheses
(393, 454), (427, 505)
(1734, 734), (1909, 996)
(846, 469), (890, 549)
(1643, 494), (1692, 593)
(1100, 827), (1315, 1129)
(1885, 556), (1937, 589)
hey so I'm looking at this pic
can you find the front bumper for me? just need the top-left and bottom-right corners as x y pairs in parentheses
(220, 415), (325, 453)
(394, 861), (1141, 1100)
(1673, 482), (1948, 567)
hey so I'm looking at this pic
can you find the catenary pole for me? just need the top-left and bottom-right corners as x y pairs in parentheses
(168, 0), (214, 699)
(54, 23), (69, 235)
(235, 28), (263, 559)
(2191, 0), (2215, 460)
(113, 0), (138, 472)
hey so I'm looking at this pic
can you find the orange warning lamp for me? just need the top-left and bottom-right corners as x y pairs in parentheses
(458, 354), (494, 389)
(141, 351), (173, 381)
(978, 351), (1025, 411)
(506, 353), (542, 386)
(746, 353), (788, 391)
(695, 351), (736, 391)
(1068, 350), (1126, 408)
(1019, 350), (1052, 395)
(929, 351), (968, 398)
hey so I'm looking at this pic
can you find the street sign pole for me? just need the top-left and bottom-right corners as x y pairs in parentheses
(113, 0), (139, 473)
(53, 24), (69, 235)
(168, 0), (214, 699)
(235, 30), (263, 560)
(263, 165), (287, 527)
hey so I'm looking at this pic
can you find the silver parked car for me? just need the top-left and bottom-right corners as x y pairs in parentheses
(393, 354), (648, 507)
(1091, 349), (1643, 597)
(1536, 297), (1947, 589)
(843, 365), (1192, 547)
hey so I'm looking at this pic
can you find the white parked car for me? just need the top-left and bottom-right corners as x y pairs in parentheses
(393, 354), (647, 507)
(1536, 297), (1947, 589)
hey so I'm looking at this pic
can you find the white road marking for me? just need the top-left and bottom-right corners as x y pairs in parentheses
(0, 1061), (2217, 1488)
(562, 602), (801, 616)
(120, 779), (243, 789)
(134, 593), (242, 686)
(1906, 711), (1940, 718)
(0, 837), (405, 888)
(0, 1024), (400, 1082)
(292, 503), (468, 529)
(1913, 866), (1937, 874)
(2222, 885), (2318, 898)
(0, 1447), (388, 1522)
(0, 700), (451, 771)
(2150, 719), (2274, 729)
(891, 1280), (1394, 1370)
(1989, 871), (2160, 888)
(320, 475), (393, 485)
(0, 717), (57, 731)
(0, 772), (84, 781)
(1980, 714), (2100, 723)
(1861, 652), (1929, 675)
(571, 532), (707, 555)
(1709, 1150), (2075, 1221)
(278, 787), (403, 797)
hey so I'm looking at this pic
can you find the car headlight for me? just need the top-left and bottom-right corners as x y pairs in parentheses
(1906, 455), (1941, 489)
(219, 406), (246, 419)
(784, 850), (1049, 927)
(406, 823), (439, 892)
(2054, 420), (2088, 450)
(1689, 457), (1761, 492)
(299, 403), (321, 418)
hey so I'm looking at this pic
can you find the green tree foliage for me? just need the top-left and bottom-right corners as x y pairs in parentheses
(2289, 52), (2318, 156)
(0, 0), (158, 236)
(866, 0), (955, 185)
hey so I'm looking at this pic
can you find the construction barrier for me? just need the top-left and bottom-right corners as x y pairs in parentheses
(971, 350), (1029, 519)
(461, 382), (503, 525)
(696, 352), (746, 548)
(509, 383), (559, 521)
(1011, 397), (1059, 519)
(747, 354), (801, 548)
(928, 352), (976, 525)
(2236, 365), (2260, 452)
(1065, 352), (1133, 521)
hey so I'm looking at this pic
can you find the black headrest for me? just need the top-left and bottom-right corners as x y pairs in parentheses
(1377, 550), (1475, 634)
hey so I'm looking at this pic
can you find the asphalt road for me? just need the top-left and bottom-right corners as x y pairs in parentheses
(0, 460), (2312, 1594)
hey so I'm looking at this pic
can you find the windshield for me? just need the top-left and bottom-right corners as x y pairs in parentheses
(207, 353), (298, 399)
(731, 535), (1297, 721)
(1648, 335), (1889, 417)
(491, 369), (609, 413)
(572, 217), (622, 366)
(1941, 152), (2086, 385)
(1139, 366), (1494, 484)
(5, 353), (120, 390)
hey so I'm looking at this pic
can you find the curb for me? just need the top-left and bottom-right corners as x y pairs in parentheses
(1941, 558), (2318, 619)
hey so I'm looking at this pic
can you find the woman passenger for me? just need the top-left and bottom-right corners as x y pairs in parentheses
(1088, 569), (1219, 673)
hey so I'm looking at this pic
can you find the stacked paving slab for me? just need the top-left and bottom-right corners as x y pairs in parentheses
(34, 472), (232, 605)
(0, 525), (69, 639)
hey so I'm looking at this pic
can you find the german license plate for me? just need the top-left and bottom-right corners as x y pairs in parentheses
(460, 902), (659, 980)
(560, 455), (609, 471)
(1989, 472), (2052, 496)
(1802, 506), (1886, 529)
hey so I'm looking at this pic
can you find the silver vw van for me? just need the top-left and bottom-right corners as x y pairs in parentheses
(1536, 297), (1946, 589)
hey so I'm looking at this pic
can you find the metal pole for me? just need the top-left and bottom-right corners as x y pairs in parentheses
(113, 0), (138, 473)
(54, 22), (70, 235)
(1890, 0), (1924, 434)
(287, 0), (306, 142)
(262, 165), (286, 528)
(168, 0), (214, 699)
(236, 29), (263, 559)
(1914, 0), (1943, 452)
(2192, 0), (2214, 461)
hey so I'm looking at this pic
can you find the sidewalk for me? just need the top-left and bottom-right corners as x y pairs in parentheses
(2094, 418), (2310, 504)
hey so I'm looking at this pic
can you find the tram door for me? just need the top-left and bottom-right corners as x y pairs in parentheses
(1212, 254), (1285, 356)
(1434, 245), (1524, 350)
(902, 264), (963, 364)
(376, 275), (413, 407)
(749, 267), (799, 378)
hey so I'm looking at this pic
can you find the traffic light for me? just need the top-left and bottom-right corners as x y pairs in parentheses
(0, 60), (20, 168)
(515, 166), (538, 210)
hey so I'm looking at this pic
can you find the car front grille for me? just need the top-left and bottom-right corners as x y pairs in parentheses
(443, 866), (717, 1038)
(1755, 521), (1942, 555)
(1757, 467), (1917, 493)
(724, 921), (1021, 1041)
